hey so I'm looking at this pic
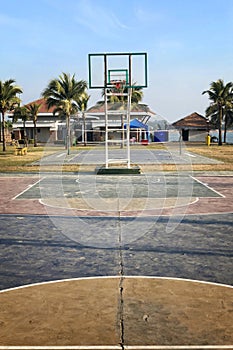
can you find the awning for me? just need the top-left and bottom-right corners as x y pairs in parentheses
(124, 118), (148, 130)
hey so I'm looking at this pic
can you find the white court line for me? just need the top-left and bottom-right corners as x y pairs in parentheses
(0, 346), (233, 349)
(0, 347), (119, 350)
(37, 198), (233, 216)
(1, 275), (232, 294)
(184, 152), (196, 158)
(67, 154), (78, 162)
(191, 176), (226, 198)
(12, 178), (45, 200)
(39, 196), (200, 212)
(56, 152), (67, 158)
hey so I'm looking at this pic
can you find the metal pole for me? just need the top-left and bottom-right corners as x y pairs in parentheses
(126, 54), (132, 168)
(104, 54), (109, 168)
(67, 115), (70, 155)
(126, 88), (132, 168)
(104, 88), (108, 168)
(179, 130), (182, 155)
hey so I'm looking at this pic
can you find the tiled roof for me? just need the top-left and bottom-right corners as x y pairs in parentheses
(24, 98), (56, 113)
(87, 101), (155, 115)
(172, 112), (208, 129)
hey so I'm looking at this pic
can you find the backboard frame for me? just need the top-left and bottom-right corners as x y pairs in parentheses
(88, 52), (148, 89)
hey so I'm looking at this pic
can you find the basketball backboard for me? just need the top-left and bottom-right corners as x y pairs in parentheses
(88, 52), (148, 89)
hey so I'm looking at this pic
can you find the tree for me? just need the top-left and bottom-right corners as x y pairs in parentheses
(76, 92), (90, 146)
(26, 103), (41, 147)
(103, 82), (143, 103)
(0, 79), (22, 151)
(202, 79), (233, 145)
(42, 73), (87, 155)
(13, 106), (30, 145)
(223, 102), (233, 143)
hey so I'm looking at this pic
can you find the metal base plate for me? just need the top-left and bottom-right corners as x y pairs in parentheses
(95, 165), (141, 175)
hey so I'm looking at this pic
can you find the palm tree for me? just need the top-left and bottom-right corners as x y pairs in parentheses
(42, 73), (87, 155)
(223, 101), (233, 143)
(13, 106), (30, 145)
(206, 101), (233, 143)
(76, 92), (90, 146)
(0, 79), (22, 151)
(202, 79), (233, 146)
(26, 103), (41, 147)
(103, 82), (143, 103)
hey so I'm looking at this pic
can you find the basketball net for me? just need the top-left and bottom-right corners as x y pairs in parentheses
(110, 79), (126, 90)
(115, 82), (121, 89)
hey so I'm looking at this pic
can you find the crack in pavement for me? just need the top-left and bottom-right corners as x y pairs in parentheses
(118, 201), (125, 350)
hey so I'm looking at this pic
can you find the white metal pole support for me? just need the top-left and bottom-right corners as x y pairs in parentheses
(104, 87), (108, 168)
(126, 87), (132, 168)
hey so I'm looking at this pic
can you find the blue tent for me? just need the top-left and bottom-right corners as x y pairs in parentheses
(124, 118), (148, 130)
(124, 118), (149, 140)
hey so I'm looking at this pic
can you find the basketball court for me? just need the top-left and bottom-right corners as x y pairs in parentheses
(0, 168), (233, 348)
(0, 51), (233, 348)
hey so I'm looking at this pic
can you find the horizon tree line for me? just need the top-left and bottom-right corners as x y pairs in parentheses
(0, 73), (144, 153)
(1, 75), (233, 152)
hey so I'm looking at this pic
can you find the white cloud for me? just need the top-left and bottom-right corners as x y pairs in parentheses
(74, 0), (130, 36)
(133, 5), (164, 24)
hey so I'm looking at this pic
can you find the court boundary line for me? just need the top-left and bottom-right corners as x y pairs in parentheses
(1, 275), (232, 294)
(0, 345), (233, 349)
(12, 178), (45, 200)
(38, 196), (200, 212)
(191, 176), (225, 198)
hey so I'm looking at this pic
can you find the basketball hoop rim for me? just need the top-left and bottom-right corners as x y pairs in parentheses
(105, 83), (144, 89)
(108, 80), (126, 90)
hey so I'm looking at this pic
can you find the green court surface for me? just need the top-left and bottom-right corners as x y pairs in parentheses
(18, 174), (221, 200)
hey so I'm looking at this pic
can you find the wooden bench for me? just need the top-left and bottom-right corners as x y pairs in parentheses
(15, 147), (27, 156)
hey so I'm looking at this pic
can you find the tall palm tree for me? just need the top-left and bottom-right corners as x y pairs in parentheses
(202, 79), (233, 145)
(42, 73), (87, 155)
(76, 92), (90, 146)
(206, 101), (233, 143)
(223, 101), (233, 143)
(26, 103), (41, 147)
(0, 79), (22, 151)
(13, 106), (30, 145)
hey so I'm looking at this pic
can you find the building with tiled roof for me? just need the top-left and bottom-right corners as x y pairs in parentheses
(11, 98), (64, 143)
(24, 98), (56, 114)
(172, 112), (209, 141)
(75, 101), (155, 143)
(10, 98), (155, 144)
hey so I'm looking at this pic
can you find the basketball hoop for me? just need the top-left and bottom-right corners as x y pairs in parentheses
(110, 79), (126, 90)
(115, 82), (121, 89)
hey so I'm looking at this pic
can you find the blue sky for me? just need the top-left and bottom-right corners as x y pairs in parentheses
(1, 0), (233, 122)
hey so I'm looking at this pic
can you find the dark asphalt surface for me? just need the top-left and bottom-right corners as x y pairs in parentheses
(0, 213), (232, 290)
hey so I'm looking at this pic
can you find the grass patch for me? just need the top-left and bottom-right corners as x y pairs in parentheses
(0, 145), (62, 172)
(186, 143), (233, 162)
(0, 142), (233, 173)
